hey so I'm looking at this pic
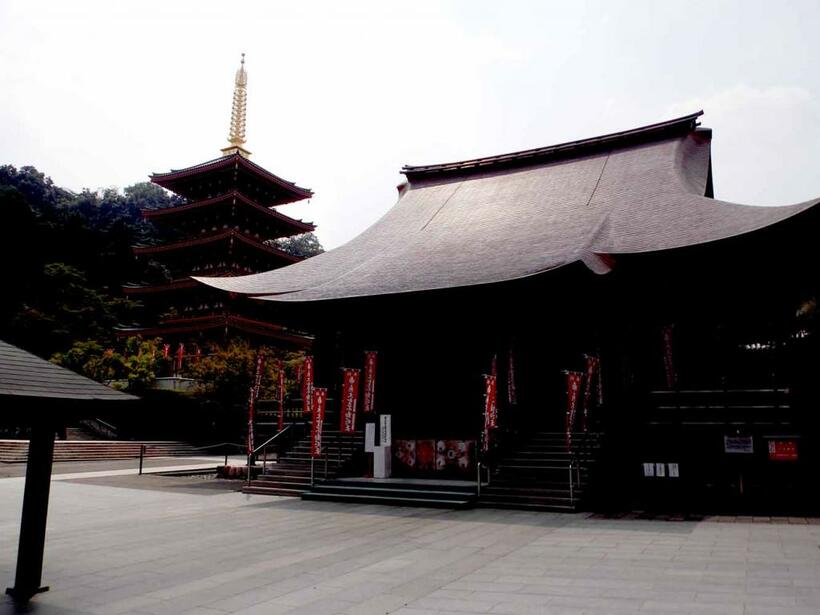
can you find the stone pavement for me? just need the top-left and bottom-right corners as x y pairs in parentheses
(2, 474), (820, 614)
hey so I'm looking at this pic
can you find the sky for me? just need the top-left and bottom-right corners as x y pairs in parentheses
(1, 0), (819, 250)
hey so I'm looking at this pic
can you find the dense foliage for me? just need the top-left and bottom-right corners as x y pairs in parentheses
(0, 164), (324, 359)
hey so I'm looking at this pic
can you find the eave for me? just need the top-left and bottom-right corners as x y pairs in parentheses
(142, 190), (315, 234)
(116, 314), (312, 347)
(132, 229), (301, 263)
(150, 153), (312, 204)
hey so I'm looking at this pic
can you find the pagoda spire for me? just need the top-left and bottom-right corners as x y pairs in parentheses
(221, 53), (251, 158)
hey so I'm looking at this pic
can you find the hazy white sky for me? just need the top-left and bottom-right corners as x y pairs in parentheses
(2, 0), (819, 249)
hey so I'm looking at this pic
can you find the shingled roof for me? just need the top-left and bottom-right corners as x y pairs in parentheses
(0, 340), (136, 403)
(195, 112), (820, 302)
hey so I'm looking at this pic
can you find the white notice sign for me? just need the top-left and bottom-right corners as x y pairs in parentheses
(655, 463), (666, 478)
(643, 463), (655, 477)
(724, 435), (754, 454)
(379, 414), (392, 446)
(364, 423), (375, 453)
(668, 463), (679, 478)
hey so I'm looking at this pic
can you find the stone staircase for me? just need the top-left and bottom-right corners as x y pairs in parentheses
(478, 431), (603, 512)
(0, 440), (200, 463)
(302, 478), (476, 508)
(243, 428), (364, 497)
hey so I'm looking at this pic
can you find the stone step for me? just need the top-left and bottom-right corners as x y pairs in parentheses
(0, 440), (199, 463)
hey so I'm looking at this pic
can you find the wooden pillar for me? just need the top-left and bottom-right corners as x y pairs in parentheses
(6, 421), (56, 602)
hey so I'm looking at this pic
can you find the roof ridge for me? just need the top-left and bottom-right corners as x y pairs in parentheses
(403, 111), (703, 179)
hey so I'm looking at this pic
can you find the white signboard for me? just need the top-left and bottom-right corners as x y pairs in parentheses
(668, 463), (679, 478)
(379, 414), (392, 446)
(655, 463), (666, 478)
(643, 463), (655, 477)
(374, 445), (392, 478)
(724, 435), (754, 454)
(364, 423), (375, 453)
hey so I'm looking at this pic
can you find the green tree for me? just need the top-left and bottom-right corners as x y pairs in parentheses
(273, 232), (324, 258)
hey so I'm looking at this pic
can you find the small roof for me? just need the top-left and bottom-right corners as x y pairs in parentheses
(195, 112), (820, 302)
(0, 340), (137, 403)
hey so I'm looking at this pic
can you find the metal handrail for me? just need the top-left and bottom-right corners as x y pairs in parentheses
(252, 424), (293, 456)
(138, 441), (245, 474)
(79, 417), (118, 439)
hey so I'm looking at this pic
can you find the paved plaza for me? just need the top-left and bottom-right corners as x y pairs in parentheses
(2, 471), (820, 614)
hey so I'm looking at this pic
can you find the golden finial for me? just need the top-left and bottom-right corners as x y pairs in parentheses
(221, 53), (251, 158)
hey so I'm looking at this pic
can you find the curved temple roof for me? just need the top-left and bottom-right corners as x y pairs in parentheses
(195, 112), (820, 302)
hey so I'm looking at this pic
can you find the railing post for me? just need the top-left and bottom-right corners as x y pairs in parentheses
(568, 463), (574, 506)
(138, 445), (145, 476)
(476, 462), (481, 498)
(310, 457), (315, 487)
(246, 453), (252, 488)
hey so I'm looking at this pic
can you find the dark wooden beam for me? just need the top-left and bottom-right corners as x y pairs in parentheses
(6, 421), (57, 602)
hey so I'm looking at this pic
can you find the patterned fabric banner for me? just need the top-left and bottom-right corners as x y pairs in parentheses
(582, 355), (601, 431)
(565, 371), (583, 452)
(277, 361), (285, 432)
(340, 368), (361, 434)
(507, 347), (518, 406)
(661, 325), (677, 389)
(302, 355), (314, 415)
(247, 386), (256, 455)
(362, 351), (378, 414)
(311, 387), (327, 458)
(485, 374), (498, 429)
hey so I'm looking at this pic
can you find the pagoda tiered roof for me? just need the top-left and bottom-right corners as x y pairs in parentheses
(122, 278), (201, 295)
(150, 153), (312, 205)
(143, 190), (315, 236)
(133, 229), (300, 264)
(117, 314), (312, 347)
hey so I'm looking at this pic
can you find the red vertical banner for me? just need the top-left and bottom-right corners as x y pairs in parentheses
(362, 351), (378, 414)
(311, 387), (327, 458)
(247, 386), (256, 455)
(176, 343), (185, 373)
(582, 355), (600, 432)
(340, 368), (361, 434)
(253, 353), (265, 394)
(485, 374), (498, 429)
(163, 343), (170, 358)
(277, 361), (285, 432)
(247, 352), (266, 455)
(565, 371), (583, 451)
(507, 347), (517, 406)
(302, 355), (314, 415)
(662, 324), (677, 389)
(482, 374), (498, 452)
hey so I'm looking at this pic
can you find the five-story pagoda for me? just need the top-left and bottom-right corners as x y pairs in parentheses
(122, 55), (314, 345)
